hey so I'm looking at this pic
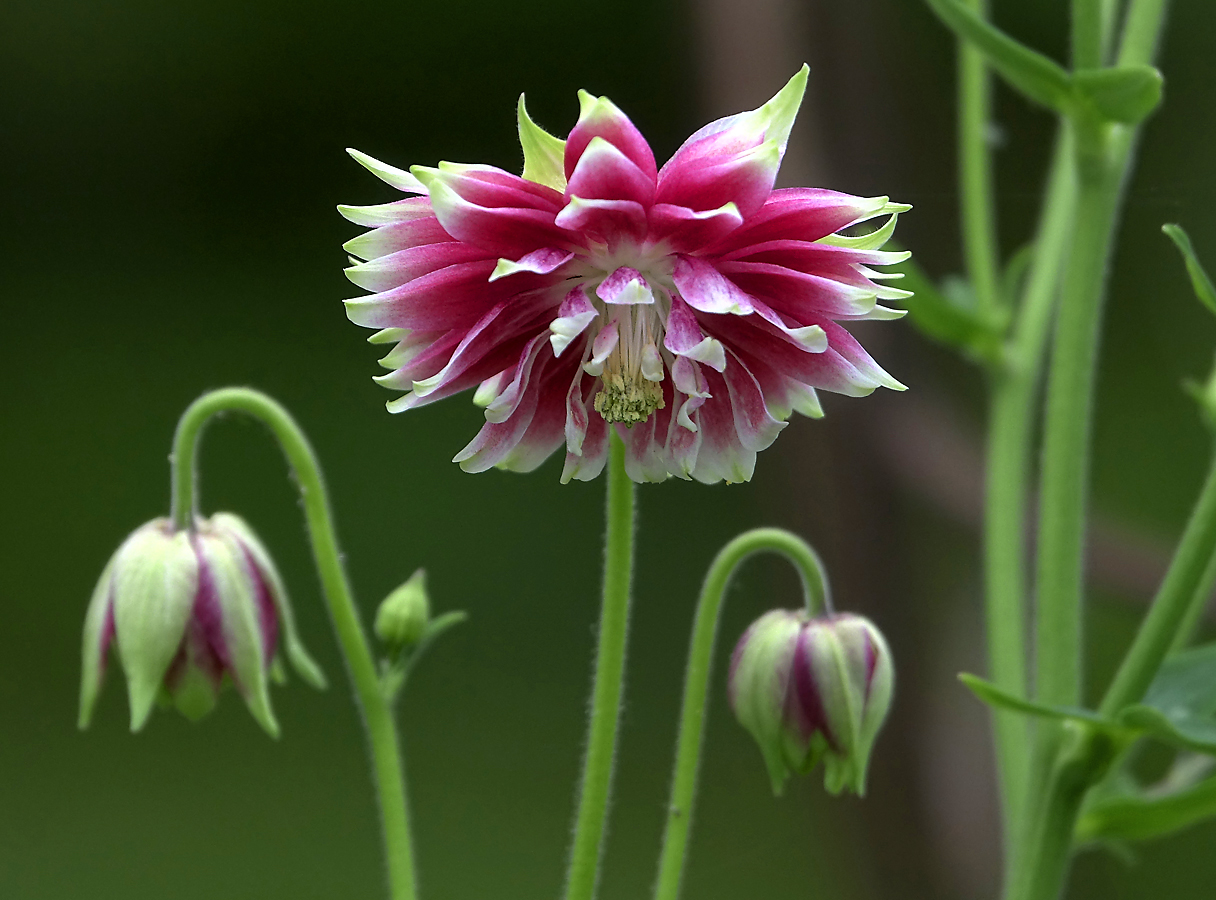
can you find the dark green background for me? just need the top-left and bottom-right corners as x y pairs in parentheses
(3, 1), (1215, 897)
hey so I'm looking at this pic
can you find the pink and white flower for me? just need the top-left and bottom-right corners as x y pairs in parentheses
(342, 67), (910, 483)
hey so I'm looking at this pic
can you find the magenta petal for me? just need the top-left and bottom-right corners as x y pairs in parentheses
(596, 267), (654, 305)
(646, 202), (743, 253)
(496, 367), (570, 473)
(562, 402), (609, 483)
(565, 92), (658, 184)
(708, 188), (889, 252)
(343, 216), (455, 260)
(555, 196), (648, 244)
(656, 142), (780, 219)
(423, 164), (564, 212)
(426, 179), (573, 258)
(453, 368), (543, 473)
(346, 242), (495, 292)
(346, 260), (530, 330)
(490, 247), (576, 281)
(484, 333), (551, 423)
(339, 196), (433, 228)
(672, 255), (755, 315)
(566, 136), (656, 207)
(550, 285), (599, 357)
(689, 376), (758, 484)
(565, 368), (592, 454)
(715, 260), (877, 319)
(664, 295), (727, 371)
(721, 349), (786, 452)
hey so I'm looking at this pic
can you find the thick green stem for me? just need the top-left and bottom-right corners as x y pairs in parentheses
(959, 0), (1001, 316)
(1073, 0), (1104, 69)
(1170, 548), (1216, 652)
(652, 529), (830, 900)
(1011, 3), (1170, 897)
(170, 388), (417, 900)
(1101, 447), (1216, 714)
(985, 128), (1077, 871)
(563, 430), (635, 900)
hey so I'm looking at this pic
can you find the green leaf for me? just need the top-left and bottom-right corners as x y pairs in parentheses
(1116, 643), (1216, 754)
(1079, 762), (1216, 843)
(517, 95), (567, 191)
(922, 0), (1073, 111)
(1072, 65), (1164, 125)
(959, 673), (1115, 727)
(1163, 224), (1216, 317)
(888, 259), (1005, 364)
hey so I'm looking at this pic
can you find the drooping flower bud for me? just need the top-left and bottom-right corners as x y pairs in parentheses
(374, 568), (431, 649)
(79, 514), (325, 737)
(728, 610), (893, 796)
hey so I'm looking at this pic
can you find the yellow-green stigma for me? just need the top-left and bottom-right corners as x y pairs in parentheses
(594, 374), (665, 426)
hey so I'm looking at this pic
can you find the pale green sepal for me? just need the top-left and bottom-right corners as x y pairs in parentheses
(517, 95), (567, 191)
(1163, 224), (1216, 317)
(204, 530), (280, 738)
(338, 200), (432, 228)
(817, 207), (902, 250)
(212, 513), (327, 691)
(79, 555), (118, 730)
(1072, 65), (1164, 125)
(111, 523), (198, 732)
(866, 305), (910, 320)
(368, 327), (410, 346)
(748, 64), (808, 153)
(347, 148), (428, 194)
(473, 372), (510, 408)
(788, 383), (825, 419)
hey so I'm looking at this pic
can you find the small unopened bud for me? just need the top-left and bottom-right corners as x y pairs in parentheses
(728, 610), (893, 796)
(79, 514), (325, 737)
(375, 568), (430, 649)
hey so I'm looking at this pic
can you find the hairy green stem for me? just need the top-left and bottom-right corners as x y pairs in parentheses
(1101, 447), (1216, 714)
(985, 128), (1077, 872)
(652, 529), (830, 900)
(563, 430), (635, 900)
(1013, 3), (1170, 897)
(170, 387), (417, 900)
(959, 0), (1001, 316)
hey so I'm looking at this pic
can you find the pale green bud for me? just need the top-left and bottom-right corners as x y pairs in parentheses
(375, 568), (430, 649)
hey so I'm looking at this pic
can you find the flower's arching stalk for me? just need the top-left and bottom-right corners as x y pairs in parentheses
(169, 388), (419, 900)
(652, 528), (832, 900)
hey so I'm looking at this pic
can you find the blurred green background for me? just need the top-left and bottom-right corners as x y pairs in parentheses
(3, 1), (1215, 897)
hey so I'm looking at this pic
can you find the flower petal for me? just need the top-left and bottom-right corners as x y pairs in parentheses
(550, 285), (599, 357)
(561, 397), (609, 483)
(721, 349), (787, 452)
(567, 136), (656, 207)
(555, 196), (648, 244)
(346, 242), (495, 292)
(345, 259), (526, 330)
(583, 321), (619, 376)
(657, 140), (782, 219)
(518, 94), (568, 192)
(646, 202), (743, 253)
(596, 267), (654, 305)
(709, 189), (892, 252)
(489, 247), (576, 283)
(672, 255), (755, 315)
(339, 196), (434, 228)
(342, 216), (456, 262)
(565, 91), (658, 184)
(79, 556), (118, 729)
(664, 295), (727, 371)
(484, 333), (551, 423)
(715, 260), (878, 319)
(347, 148), (428, 194)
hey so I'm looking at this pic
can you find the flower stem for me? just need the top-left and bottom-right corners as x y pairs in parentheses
(959, 0), (1001, 318)
(984, 127), (1076, 872)
(1100, 445), (1216, 715)
(563, 429), (635, 900)
(170, 387), (417, 900)
(652, 528), (830, 900)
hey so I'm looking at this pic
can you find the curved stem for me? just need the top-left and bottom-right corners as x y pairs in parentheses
(563, 430), (635, 900)
(170, 387), (417, 900)
(652, 528), (830, 900)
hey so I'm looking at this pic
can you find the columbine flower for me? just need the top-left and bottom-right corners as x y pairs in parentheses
(342, 67), (909, 483)
(79, 514), (325, 736)
(728, 609), (893, 796)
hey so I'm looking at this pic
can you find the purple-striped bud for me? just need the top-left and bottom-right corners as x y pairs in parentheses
(79, 514), (325, 737)
(728, 610), (893, 796)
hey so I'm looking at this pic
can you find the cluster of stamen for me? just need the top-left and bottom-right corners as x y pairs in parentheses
(591, 301), (666, 426)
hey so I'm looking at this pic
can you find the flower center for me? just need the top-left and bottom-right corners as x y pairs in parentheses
(593, 303), (667, 426)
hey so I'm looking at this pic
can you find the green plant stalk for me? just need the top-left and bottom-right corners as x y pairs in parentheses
(984, 128), (1077, 871)
(564, 430), (635, 900)
(1073, 0), (1104, 69)
(1101, 447), (1216, 714)
(1171, 548), (1216, 652)
(959, 0), (1001, 317)
(652, 529), (831, 900)
(170, 387), (417, 900)
(1012, 3), (1170, 897)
